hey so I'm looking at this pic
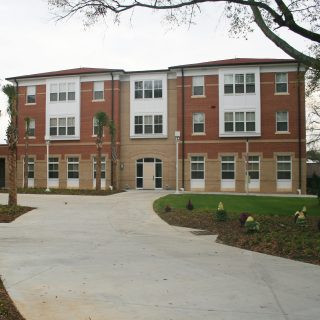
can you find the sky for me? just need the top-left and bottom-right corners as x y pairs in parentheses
(0, 0), (310, 143)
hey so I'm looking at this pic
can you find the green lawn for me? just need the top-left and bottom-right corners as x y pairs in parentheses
(154, 194), (320, 216)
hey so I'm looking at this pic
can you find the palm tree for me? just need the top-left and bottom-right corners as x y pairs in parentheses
(24, 117), (31, 188)
(108, 119), (117, 189)
(94, 111), (108, 191)
(2, 84), (18, 206)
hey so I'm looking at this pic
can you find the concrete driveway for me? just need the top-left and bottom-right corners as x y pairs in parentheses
(0, 191), (319, 320)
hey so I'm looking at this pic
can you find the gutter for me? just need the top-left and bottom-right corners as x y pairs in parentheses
(181, 68), (185, 189)
(111, 72), (114, 187)
(14, 79), (19, 162)
(297, 63), (302, 191)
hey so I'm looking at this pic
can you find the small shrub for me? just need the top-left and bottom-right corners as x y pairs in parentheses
(294, 211), (306, 227)
(164, 204), (171, 213)
(216, 201), (227, 221)
(318, 219), (320, 232)
(186, 199), (194, 211)
(245, 216), (260, 233)
(239, 213), (249, 227)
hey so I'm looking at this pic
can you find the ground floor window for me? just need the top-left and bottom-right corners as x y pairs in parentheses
(221, 156), (235, 179)
(67, 157), (79, 179)
(248, 156), (259, 180)
(136, 158), (162, 189)
(48, 157), (59, 179)
(93, 157), (106, 179)
(28, 158), (34, 179)
(277, 156), (291, 180)
(191, 156), (204, 179)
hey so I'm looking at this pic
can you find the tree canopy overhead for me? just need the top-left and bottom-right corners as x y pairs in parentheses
(49, 1), (319, 71)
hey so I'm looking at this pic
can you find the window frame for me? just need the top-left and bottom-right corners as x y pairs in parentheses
(27, 157), (35, 179)
(277, 155), (292, 180)
(190, 156), (205, 180)
(192, 112), (205, 134)
(93, 81), (104, 101)
(248, 155), (260, 180)
(221, 156), (235, 180)
(50, 82), (76, 102)
(49, 116), (76, 137)
(192, 76), (205, 96)
(134, 80), (163, 99)
(27, 119), (35, 137)
(275, 72), (288, 94)
(93, 156), (106, 179)
(224, 111), (256, 133)
(276, 111), (289, 133)
(67, 157), (79, 179)
(134, 114), (163, 135)
(26, 86), (36, 104)
(48, 157), (59, 179)
(224, 73), (256, 95)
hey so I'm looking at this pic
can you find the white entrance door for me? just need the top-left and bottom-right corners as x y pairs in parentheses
(143, 162), (154, 189)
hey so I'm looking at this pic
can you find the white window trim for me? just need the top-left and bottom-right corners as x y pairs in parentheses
(67, 157), (80, 180)
(248, 155), (260, 181)
(191, 76), (205, 97)
(50, 82), (76, 102)
(50, 116), (76, 137)
(275, 111), (290, 134)
(190, 156), (205, 189)
(92, 81), (105, 101)
(26, 86), (36, 105)
(221, 156), (235, 181)
(93, 156), (106, 180)
(48, 157), (59, 180)
(224, 73), (256, 95)
(224, 111), (256, 133)
(275, 72), (289, 94)
(276, 155), (292, 181)
(134, 80), (163, 100)
(192, 112), (205, 134)
(133, 114), (164, 135)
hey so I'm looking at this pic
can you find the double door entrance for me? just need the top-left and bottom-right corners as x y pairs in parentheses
(136, 158), (162, 190)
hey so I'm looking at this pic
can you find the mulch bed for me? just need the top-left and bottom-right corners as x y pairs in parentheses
(158, 209), (320, 265)
(0, 205), (34, 223)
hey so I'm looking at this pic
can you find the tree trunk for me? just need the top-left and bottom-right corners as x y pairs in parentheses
(24, 138), (29, 188)
(8, 148), (17, 206)
(96, 144), (101, 191)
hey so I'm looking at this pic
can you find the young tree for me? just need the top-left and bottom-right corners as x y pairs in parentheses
(2, 84), (18, 206)
(94, 111), (109, 191)
(24, 117), (31, 188)
(49, 1), (320, 76)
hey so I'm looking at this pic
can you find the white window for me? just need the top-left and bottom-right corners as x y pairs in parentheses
(50, 117), (75, 136)
(221, 156), (235, 180)
(67, 157), (79, 179)
(134, 115), (163, 135)
(191, 156), (205, 180)
(93, 156), (106, 179)
(276, 111), (289, 132)
(277, 156), (291, 180)
(275, 73), (288, 93)
(248, 156), (259, 180)
(26, 86), (36, 104)
(93, 81), (104, 100)
(192, 76), (204, 96)
(48, 157), (59, 179)
(28, 158), (35, 179)
(27, 119), (35, 137)
(93, 117), (99, 135)
(224, 112), (255, 133)
(50, 82), (76, 102)
(224, 73), (256, 94)
(224, 75), (234, 94)
(193, 113), (205, 133)
(134, 80), (162, 99)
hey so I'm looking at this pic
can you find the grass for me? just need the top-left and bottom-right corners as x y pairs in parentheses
(154, 194), (320, 216)
(154, 194), (320, 265)
(0, 188), (120, 196)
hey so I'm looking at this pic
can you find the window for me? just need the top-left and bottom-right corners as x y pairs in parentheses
(193, 113), (205, 133)
(50, 82), (76, 102)
(191, 156), (205, 180)
(275, 73), (288, 93)
(26, 86), (36, 104)
(224, 73), (256, 94)
(248, 156), (259, 180)
(134, 115), (163, 135)
(136, 159), (143, 188)
(134, 80), (162, 99)
(224, 112), (234, 132)
(93, 81), (104, 100)
(276, 111), (289, 132)
(235, 74), (244, 93)
(221, 156), (235, 179)
(192, 76), (204, 96)
(68, 83), (75, 101)
(277, 156), (291, 180)
(67, 157), (79, 179)
(93, 117), (99, 135)
(224, 75), (233, 94)
(28, 158), (35, 179)
(50, 117), (75, 136)
(93, 157), (106, 179)
(27, 119), (35, 137)
(224, 111), (255, 133)
(246, 74), (255, 93)
(48, 157), (59, 179)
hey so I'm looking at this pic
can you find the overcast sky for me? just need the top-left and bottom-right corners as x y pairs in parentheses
(0, 0), (309, 143)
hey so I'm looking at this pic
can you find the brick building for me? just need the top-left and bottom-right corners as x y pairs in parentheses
(0, 58), (306, 193)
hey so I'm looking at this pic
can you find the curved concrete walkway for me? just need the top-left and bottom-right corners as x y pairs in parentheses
(0, 191), (319, 320)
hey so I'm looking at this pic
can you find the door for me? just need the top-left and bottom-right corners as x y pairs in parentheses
(143, 162), (154, 189)
(0, 158), (5, 188)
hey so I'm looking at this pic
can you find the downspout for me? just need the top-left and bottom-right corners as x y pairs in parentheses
(14, 79), (19, 163)
(297, 63), (302, 192)
(111, 72), (114, 187)
(181, 68), (185, 189)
